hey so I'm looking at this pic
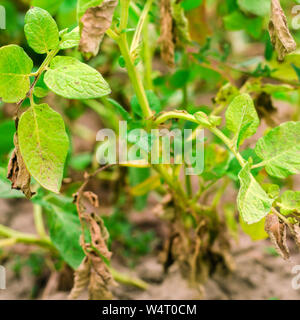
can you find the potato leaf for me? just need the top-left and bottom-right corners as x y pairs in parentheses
(44, 56), (111, 99)
(238, 0), (270, 17)
(0, 45), (33, 103)
(24, 7), (60, 54)
(237, 162), (273, 224)
(18, 104), (69, 193)
(255, 121), (300, 179)
(225, 93), (259, 147)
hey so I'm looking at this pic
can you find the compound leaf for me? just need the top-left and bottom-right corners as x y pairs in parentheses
(237, 162), (273, 224)
(24, 7), (60, 54)
(18, 104), (69, 193)
(255, 121), (300, 179)
(225, 93), (259, 146)
(44, 56), (111, 99)
(0, 45), (33, 103)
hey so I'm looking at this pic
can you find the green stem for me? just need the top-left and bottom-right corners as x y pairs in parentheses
(109, 267), (148, 290)
(117, 0), (152, 119)
(0, 224), (56, 252)
(33, 204), (47, 239)
(142, 14), (153, 90)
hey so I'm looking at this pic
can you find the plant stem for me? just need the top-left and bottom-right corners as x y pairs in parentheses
(0, 224), (56, 252)
(142, 15), (153, 90)
(33, 204), (47, 239)
(117, 0), (152, 119)
(109, 267), (148, 290)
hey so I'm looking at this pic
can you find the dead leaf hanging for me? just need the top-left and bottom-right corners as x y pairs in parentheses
(69, 190), (115, 300)
(7, 134), (34, 199)
(79, 0), (118, 59)
(269, 0), (296, 61)
(265, 213), (290, 260)
(159, 0), (175, 68)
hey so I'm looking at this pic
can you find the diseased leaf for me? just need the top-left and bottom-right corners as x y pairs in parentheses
(225, 93), (259, 146)
(18, 104), (69, 193)
(159, 0), (175, 68)
(0, 45), (33, 103)
(78, 0), (118, 58)
(268, 0), (296, 61)
(7, 134), (34, 199)
(69, 257), (90, 299)
(237, 162), (273, 224)
(59, 26), (80, 50)
(44, 56), (111, 99)
(254, 121), (300, 179)
(278, 190), (300, 215)
(265, 213), (289, 259)
(24, 7), (60, 54)
(72, 190), (114, 300)
(171, 0), (191, 46)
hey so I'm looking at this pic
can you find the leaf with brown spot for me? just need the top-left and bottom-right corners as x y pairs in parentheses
(268, 0), (296, 61)
(79, 0), (118, 59)
(7, 134), (34, 199)
(159, 0), (175, 68)
(265, 213), (290, 259)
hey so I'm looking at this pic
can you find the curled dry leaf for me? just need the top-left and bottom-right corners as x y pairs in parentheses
(159, 0), (175, 68)
(79, 0), (118, 59)
(7, 134), (34, 199)
(290, 223), (300, 250)
(269, 0), (296, 61)
(265, 213), (290, 260)
(70, 190), (115, 300)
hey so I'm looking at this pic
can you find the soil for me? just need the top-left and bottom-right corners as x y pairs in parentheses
(0, 198), (300, 300)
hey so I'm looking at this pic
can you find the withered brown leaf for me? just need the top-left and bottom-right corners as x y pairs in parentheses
(7, 134), (34, 199)
(290, 223), (300, 250)
(269, 0), (296, 61)
(79, 0), (118, 59)
(265, 213), (290, 260)
(159, 0), (175, 68)
(70, 190), (114, 300)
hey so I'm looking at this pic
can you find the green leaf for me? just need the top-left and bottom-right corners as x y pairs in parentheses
(18, 104), (69, 193)
(31, 0), (64, 15)
(59, 26), (80, 50)
(254, 121), (300, 179)
(0, 45), (33, 103)
(237, 0), (270, 17)
(0, 167), (24, 199)
(24, 7), (59, 54)
(225, 93), (259, 146)
(278, 190), (300, 215)
(107, 98), (132, 122)
(181, 0), (202, 11)
(223, 11), (263, 39)
(44, 56), (111, 99)
(37, 194), (85, 269)
(237, 162), (273, 224)
(240, 216), (268, 241)
(130, 90), (161, 118)
(0, 120), (16, 156)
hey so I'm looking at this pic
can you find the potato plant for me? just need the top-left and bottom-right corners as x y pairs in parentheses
(0, 0), (300, 299)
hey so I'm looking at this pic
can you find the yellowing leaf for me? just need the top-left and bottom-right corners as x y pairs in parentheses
(0, 45), (33, 103)
(18, 104), (69, 193)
